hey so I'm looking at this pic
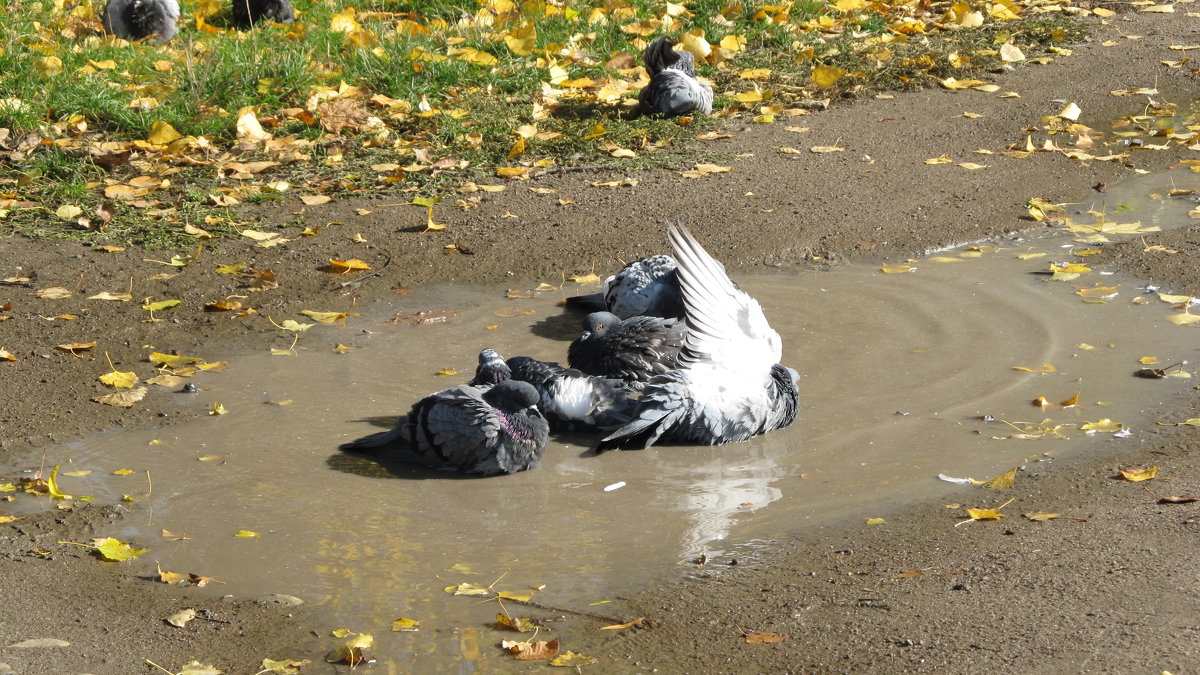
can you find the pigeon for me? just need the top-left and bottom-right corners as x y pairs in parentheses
(102, 0), (180, 43)
(597, 225), (799, 450)
(638, 36), (713, 118)
(231, 0), (295, 27)
(565, 254), (686, 320)
(567, 311), (685, 383)
(469, 348), (511, 388)
(506, 356), (637, 430)
(340, 380), (549, 476)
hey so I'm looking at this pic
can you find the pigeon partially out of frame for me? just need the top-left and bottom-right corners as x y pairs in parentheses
(102, 0), (180, 43)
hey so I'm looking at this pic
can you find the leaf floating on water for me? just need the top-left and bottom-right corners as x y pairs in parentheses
(569, 272), (603, 284)
(1081, 418), (1122, 433)
(1060, 391), (1080, 408)
(865, 517), (887, 525)
(880, 263), (914, 274)
(1165, 313), (1200, 326)
(495, 613), (537, 632)
(234, 530), (260, 538)
(550, 650), (598, 667)
(444, 582), (490, 596)
(1119, 466), (1158, 482)
(48, 464), (72, 499)
(513, 638), (560, 661)
(326, 631), (374, 666)
(392, 618), (420, 632)
(1032, 396), (1050, 407)
(1013, 363), (1056, 374)
(496, 589), (533, 601)
(495, 307), (536, 318)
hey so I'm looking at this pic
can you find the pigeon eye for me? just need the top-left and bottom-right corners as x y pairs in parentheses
(596, 324), (605, 330)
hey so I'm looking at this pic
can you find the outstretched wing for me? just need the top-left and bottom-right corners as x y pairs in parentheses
(668, 225), (782, 377)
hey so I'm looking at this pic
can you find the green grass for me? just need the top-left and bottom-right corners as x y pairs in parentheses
(0, 0), (1089, 246)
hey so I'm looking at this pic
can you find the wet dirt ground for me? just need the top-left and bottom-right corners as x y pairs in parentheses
(1, 10), (1199, 674)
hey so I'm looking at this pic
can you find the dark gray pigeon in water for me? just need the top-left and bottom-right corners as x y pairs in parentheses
(506, 355), (637, 431)
(102, 0), (179, 42)
(565, 254), (685, 320)
(638, 36), (713, 118)
(597, 225), (799, 450)
(469, 348), (511, 388)
(567, 311), (685, 383)
(231, 0), (294, 27)
(340, 380), (549, 476)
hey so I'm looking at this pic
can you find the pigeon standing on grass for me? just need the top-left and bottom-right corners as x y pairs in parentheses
(565, 254), (686, 320)
(567, 311), (685, 383)
(638, 36), (714, 118)
(102, 0), (180, 42)
(231, 0), (295, 27)
(598, 225), (799, 450)
(506, 356), (638, 431)
(340, 380), (549, 476)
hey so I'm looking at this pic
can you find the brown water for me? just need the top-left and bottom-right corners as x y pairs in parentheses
(10, 171), (1200, 671)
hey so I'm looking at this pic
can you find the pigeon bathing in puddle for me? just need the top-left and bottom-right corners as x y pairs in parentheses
(597, 225), (799, 450)
(567, 311), (685, 383)
(231, 0), (295, 27)
(566, 254), (686, 320)
(506, 355), (637, 431)
(638, 36), (714, 118)
(340, 380), (549, 476)
(469, 348), (512, 388)
(102, 0), (180, 42)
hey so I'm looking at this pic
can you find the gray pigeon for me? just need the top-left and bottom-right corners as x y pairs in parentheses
(469, 348), (511, 388)
(506, 356), (637, 431)
(638, 36), (714, 117)
(567, 311), (685, 383)
(597, 225), (799, 450)
(231, 0), (295, 27)
(565, 254), (685, 320)
(340, 380), (549, 476)
(102, 0), (179, 42)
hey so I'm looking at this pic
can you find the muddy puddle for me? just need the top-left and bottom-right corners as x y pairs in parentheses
(6, 170), (1199, 670)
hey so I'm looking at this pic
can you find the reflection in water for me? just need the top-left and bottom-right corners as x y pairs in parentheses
(4, 171), (1198, 672)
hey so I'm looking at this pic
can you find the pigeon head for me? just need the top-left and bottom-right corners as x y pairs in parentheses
(482, 380), (541, 413)
(471, 348), (511, 386)
(580, 311), (621, 341)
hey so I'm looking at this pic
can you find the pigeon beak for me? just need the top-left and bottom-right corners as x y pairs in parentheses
(580, 331), (592, 341)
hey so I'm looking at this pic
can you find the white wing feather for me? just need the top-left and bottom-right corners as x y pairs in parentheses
(668, 225), (782, 380)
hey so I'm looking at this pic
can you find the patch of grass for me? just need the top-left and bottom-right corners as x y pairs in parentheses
(0, 0), (1090, 245)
